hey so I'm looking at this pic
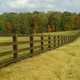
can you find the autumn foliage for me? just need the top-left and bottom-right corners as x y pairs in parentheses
(47, 25), (52, 32)
(0, 11), (80, 34)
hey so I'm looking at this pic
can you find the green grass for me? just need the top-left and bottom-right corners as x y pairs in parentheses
(0, 30), (79, 62)
(38, 30), (80, 35)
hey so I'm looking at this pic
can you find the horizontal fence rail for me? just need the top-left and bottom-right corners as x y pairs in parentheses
(0, 32), (80, 68)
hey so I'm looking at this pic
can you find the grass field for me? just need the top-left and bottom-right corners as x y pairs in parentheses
(41, 30), (79, 35)
(0, 31), (80, 80)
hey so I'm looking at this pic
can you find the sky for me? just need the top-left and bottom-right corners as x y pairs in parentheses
(0, 0), (80, 14)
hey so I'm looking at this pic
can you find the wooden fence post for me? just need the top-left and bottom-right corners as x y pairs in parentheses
(30, 35), (34, 56)
(48, 34), (51, 49)
(68, 36), (70, 43)
(72, 36), (74, 41)
(74, 35), (76, 40)
(63, 36), (65, 44)
(13, 33), (18, 60)
(57, 36), (59, 46)
(64, 36), (66, 45)
(70, 36), (71, 42)
(57, 36), (60, 47)
(66, 36), (68, 43)
(53, 36), (56, 48)
(60, 36), (62, 46)
(65, 36), (68, 44)
(41, 34), (44, 51)
(61, 36), (63, 45)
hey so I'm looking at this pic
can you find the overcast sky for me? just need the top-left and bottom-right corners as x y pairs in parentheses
(0, 0), (80, 14)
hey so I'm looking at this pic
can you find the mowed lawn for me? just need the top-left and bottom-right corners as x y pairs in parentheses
(0, 33), (80, 80)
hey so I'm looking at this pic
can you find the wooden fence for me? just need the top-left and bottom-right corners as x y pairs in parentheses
(0, 32), (80, 68)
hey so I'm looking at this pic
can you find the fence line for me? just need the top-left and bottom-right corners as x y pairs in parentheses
(0, 32), (80, 68)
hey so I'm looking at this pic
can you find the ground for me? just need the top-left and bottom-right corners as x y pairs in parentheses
(0, 37), (80, 80)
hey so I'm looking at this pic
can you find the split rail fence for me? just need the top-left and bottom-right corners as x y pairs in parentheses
(0, 32), (80, 68)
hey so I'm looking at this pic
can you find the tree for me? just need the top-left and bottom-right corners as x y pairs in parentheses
(0, 11), (79, 34)
(61, 11), (75, 31)
(75, 13), (80, 30)
(19, 13), (32, 34)
(1, 12), (20, 33)
(47, 25), (52, 32)
(32, 14), (39, 33)
(48, 12), (62, 32)
(38, 12), (48, 33)
(0, 20), (5, 33)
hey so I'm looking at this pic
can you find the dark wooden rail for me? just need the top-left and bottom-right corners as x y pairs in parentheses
(0, 32), (80, 68)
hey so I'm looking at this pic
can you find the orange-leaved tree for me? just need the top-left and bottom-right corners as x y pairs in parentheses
(32, 15), (39, 34)
(47, 25), (52, 32)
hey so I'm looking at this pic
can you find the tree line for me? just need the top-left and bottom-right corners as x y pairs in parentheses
(0, 11), (80, 34)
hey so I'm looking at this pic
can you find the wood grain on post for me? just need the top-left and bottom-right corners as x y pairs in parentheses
(64, 36), (66, 44)
(30, 35), (34, 56)
(66, 36), (68, 43)
(58, 36), (60, 46)
(61, 36), (63, 45)
(13, 33), (18, 60)
(53, 36), (56, 48)
(41, 34), (44, 51)
(48, 34), (51, 49)
(59, 36), (62, 46)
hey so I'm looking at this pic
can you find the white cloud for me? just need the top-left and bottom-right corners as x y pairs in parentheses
(0, 0), (80, 14)
(4, 0), (29, 9)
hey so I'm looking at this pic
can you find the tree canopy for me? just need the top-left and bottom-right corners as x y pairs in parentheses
(0, 11), (80, 34)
